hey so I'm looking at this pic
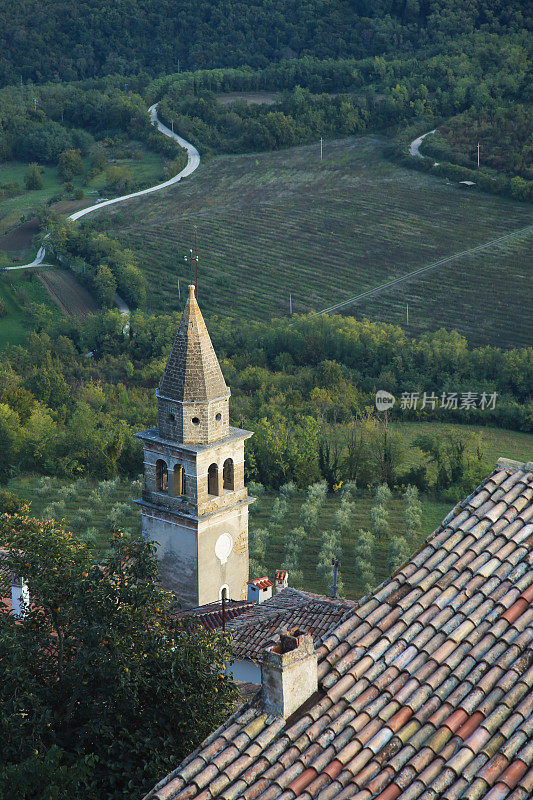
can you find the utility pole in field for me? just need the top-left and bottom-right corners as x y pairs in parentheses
(406, 303), (409, 325)
(320, 137), (323, 161)
(477, 142), (480, 168)
(289, 293), (292, 315)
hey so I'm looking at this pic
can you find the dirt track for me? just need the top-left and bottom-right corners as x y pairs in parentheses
(37, 269), (99, 318)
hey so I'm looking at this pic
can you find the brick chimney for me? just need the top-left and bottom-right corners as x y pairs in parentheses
(261, 628), (318, 717)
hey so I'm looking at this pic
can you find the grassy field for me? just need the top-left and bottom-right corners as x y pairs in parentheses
(0, 145), (167, 261)
(88, 134), (532, 348)
(394, 421), (533, 470)
(0, 270), (61, 348)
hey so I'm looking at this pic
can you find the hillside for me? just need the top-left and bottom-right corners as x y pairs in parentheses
(1, 0), (528, 87)
(90, 134), (533, 348)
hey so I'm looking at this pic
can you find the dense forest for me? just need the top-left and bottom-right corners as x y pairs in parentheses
(1, 0), (529, 87)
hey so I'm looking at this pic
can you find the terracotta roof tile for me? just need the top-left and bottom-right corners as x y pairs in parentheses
(144, 461), (533, 800)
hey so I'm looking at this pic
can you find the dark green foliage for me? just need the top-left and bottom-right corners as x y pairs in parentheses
(58, 148), (84, 181)
(23, 163), (44, 190)
(0, 293), (530, 490)
(0, 80), (186, 181)
(0, 488), (24, 514)
(14, 121), (73, 164)
(0, 0), (529, 87)
(48, 222), (147, 309)
(0, 514), (236, 800)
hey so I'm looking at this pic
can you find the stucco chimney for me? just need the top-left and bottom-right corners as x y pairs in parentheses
(261, 628), (318, 718)
(275, 569), (288, 593)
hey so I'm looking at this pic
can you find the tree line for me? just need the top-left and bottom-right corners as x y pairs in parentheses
(0, 292), (530, 493)
(0, 79), (186, 197)
(152, 38), (531, 197)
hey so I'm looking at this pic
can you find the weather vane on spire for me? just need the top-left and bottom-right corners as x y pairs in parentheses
(183, 226), (199, 291)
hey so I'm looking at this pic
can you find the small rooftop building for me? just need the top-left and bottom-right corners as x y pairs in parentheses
(143, 458), (533, 800)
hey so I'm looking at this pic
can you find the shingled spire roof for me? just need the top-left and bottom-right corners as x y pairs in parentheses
(158, 285), (229, 403)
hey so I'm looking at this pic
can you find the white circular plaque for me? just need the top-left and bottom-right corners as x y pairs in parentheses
(215, 533), (233, 565)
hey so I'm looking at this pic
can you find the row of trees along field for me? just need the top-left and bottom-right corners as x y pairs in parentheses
(0, 265), (531, 498)
(47, 219), (147, 309)
(0, 0), (528, 87)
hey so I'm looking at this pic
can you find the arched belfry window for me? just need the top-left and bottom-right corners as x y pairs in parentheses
(174, 464), (186, 496)
(223, 458), (234, 491)
(208, 463), (219, 496)
(156, 459), (168, 493)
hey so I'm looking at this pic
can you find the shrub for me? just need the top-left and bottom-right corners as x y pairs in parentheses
(58, 149), (83, 181)
(24, 163), (44, 190)
(0, 489), (25, 514)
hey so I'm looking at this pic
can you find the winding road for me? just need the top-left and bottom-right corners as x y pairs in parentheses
(4, 115), (529, 324)
(409, 129), (436, 158)
(7, 104), (200, 270)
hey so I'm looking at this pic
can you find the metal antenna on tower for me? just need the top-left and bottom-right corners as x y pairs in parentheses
(183, 239), (199, 288)
(194, 226), (198, 292)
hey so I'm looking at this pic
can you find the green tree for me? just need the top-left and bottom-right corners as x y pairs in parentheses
(58, 149), (83, 181)
(0, 514), (236, 800)
(93, 264), (117, 307)
(0, 403), (21, 484)
(403, 484), (422, 537)
(24, 163), (43, 190)
(353, 529), (375, 596)
(0, 489), (24, 514)
(370, 483), (391, 538)
(389, 535), (411, 573)
(105, 165), (133, 193)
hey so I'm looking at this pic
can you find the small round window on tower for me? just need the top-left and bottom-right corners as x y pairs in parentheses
(168, 413), (175, 422)
(215, 412), (222, 422)
(192, 416), (200, 426)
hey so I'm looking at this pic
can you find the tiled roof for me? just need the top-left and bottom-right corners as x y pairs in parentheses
(158, 284), (229, 403)
(249, 578), (275, 590)
(173, 600), (255, 631)
(143, 459), (533, 800)
(228, 588), (356, 661)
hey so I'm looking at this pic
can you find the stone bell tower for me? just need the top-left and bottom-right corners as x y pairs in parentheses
(135, 285), (253, 608)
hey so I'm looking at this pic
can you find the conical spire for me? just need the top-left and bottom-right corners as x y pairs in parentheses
(158, 285), (229, 403)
